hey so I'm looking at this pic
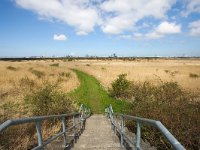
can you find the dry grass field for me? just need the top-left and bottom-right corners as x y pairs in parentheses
(0, 58), (199, 149)
(0, 60), (79, 118)
(1, 58), (200, 118)
(1, 58), (199, 112)
(72, 58), (200, 94)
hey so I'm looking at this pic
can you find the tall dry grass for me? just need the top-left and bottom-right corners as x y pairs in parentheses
(71, 59), (200, 94)
(0, 60), (79, 149)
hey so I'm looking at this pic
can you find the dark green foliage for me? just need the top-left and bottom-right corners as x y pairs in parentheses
(50, 63), (59, 67)
(110, 75), (200, 150)
(25, 82), (73, 116)
(6, 66), (17, 71)
(110, 74), (131, 99)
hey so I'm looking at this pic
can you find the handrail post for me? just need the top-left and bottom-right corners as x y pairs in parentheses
(109, 105), (114, 131)
(136, 122), (141, 150)
(62, 116), (67, 148)
(73, 115), (76, 143)
(35, 120), (43, 150)
(79, 114), (82, 133)
(120, 114), (124, 147)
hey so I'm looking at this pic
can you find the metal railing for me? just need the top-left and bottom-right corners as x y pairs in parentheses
(105, 104), (185, 150)
(0, 104), (90, 150)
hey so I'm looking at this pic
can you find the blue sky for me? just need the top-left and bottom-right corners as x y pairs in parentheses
(0, 0), (200, 57)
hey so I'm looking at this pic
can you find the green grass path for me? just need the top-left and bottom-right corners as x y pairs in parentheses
(69, 69), (130, 114)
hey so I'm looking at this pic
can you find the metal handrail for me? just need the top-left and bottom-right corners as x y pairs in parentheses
(0, 104), (91, 150)
(105, 104), (185, 150)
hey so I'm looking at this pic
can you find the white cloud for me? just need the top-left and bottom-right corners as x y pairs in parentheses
(146, 21), (181, 39)
(100, 0), (176, 34)
(15, 0), (100, 35)
(76, 31), (88, 36)
(53, 34), (67, 41)
(156, 21), (181, 34)
(182, 0), (200, 16)
(189, 20), (200, 36)
(14, 0), (182, 38)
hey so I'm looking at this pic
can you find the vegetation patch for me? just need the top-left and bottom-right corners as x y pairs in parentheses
(25, 82), (74, 116)
(164, 70), (179, 77)
(6, 66), (17, 71)
(30, 69), (45, 78)
(50, 63), (59, 67)
(59, 72), (71, 78)
(110, 74), (200, 150)
(189, 73), (199, 78)
(0, 79), (75, 149)
(69, 69), (131, 114)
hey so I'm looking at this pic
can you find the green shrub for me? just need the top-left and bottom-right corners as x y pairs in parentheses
(110, 74), (131, 99)
(50, 63), (59, 67)
(110, 76), (200, 149)
(6, 66), (17, 71)
(24, 82), (74, 116)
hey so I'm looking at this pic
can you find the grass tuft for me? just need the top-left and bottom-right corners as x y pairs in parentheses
(50, 63), (59, 67)
(6, 66), (17, 71)
(30, 69), (45, 78)
(189, 73), (199, 78)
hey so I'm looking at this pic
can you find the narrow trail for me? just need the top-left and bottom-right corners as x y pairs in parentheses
(69, 69), (130, 114)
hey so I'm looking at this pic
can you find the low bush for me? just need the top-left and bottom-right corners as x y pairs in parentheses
(59, 72), (71, 78)
(0, 79), (75, 149)
(189, 73), (199, 78)
(110, 74), (200, 149)
(110, 74), (131, 99)
(6, 66), (17, 71)
(50, 63), (59, 67)
(30, 69), (45, 78)
(24, 82), (74, 116)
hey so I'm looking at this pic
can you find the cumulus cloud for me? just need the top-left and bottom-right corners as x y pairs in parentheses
(189, 20), (200, 36)
(128, 22), (181, 39)
(146, 21), (181, 39)
(100, 0), (176, 34)
(14, 0), (195, 39)
(53, 34), (67, 41)
(155, 21), (181, 34)
(15, 0), (100, 35)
